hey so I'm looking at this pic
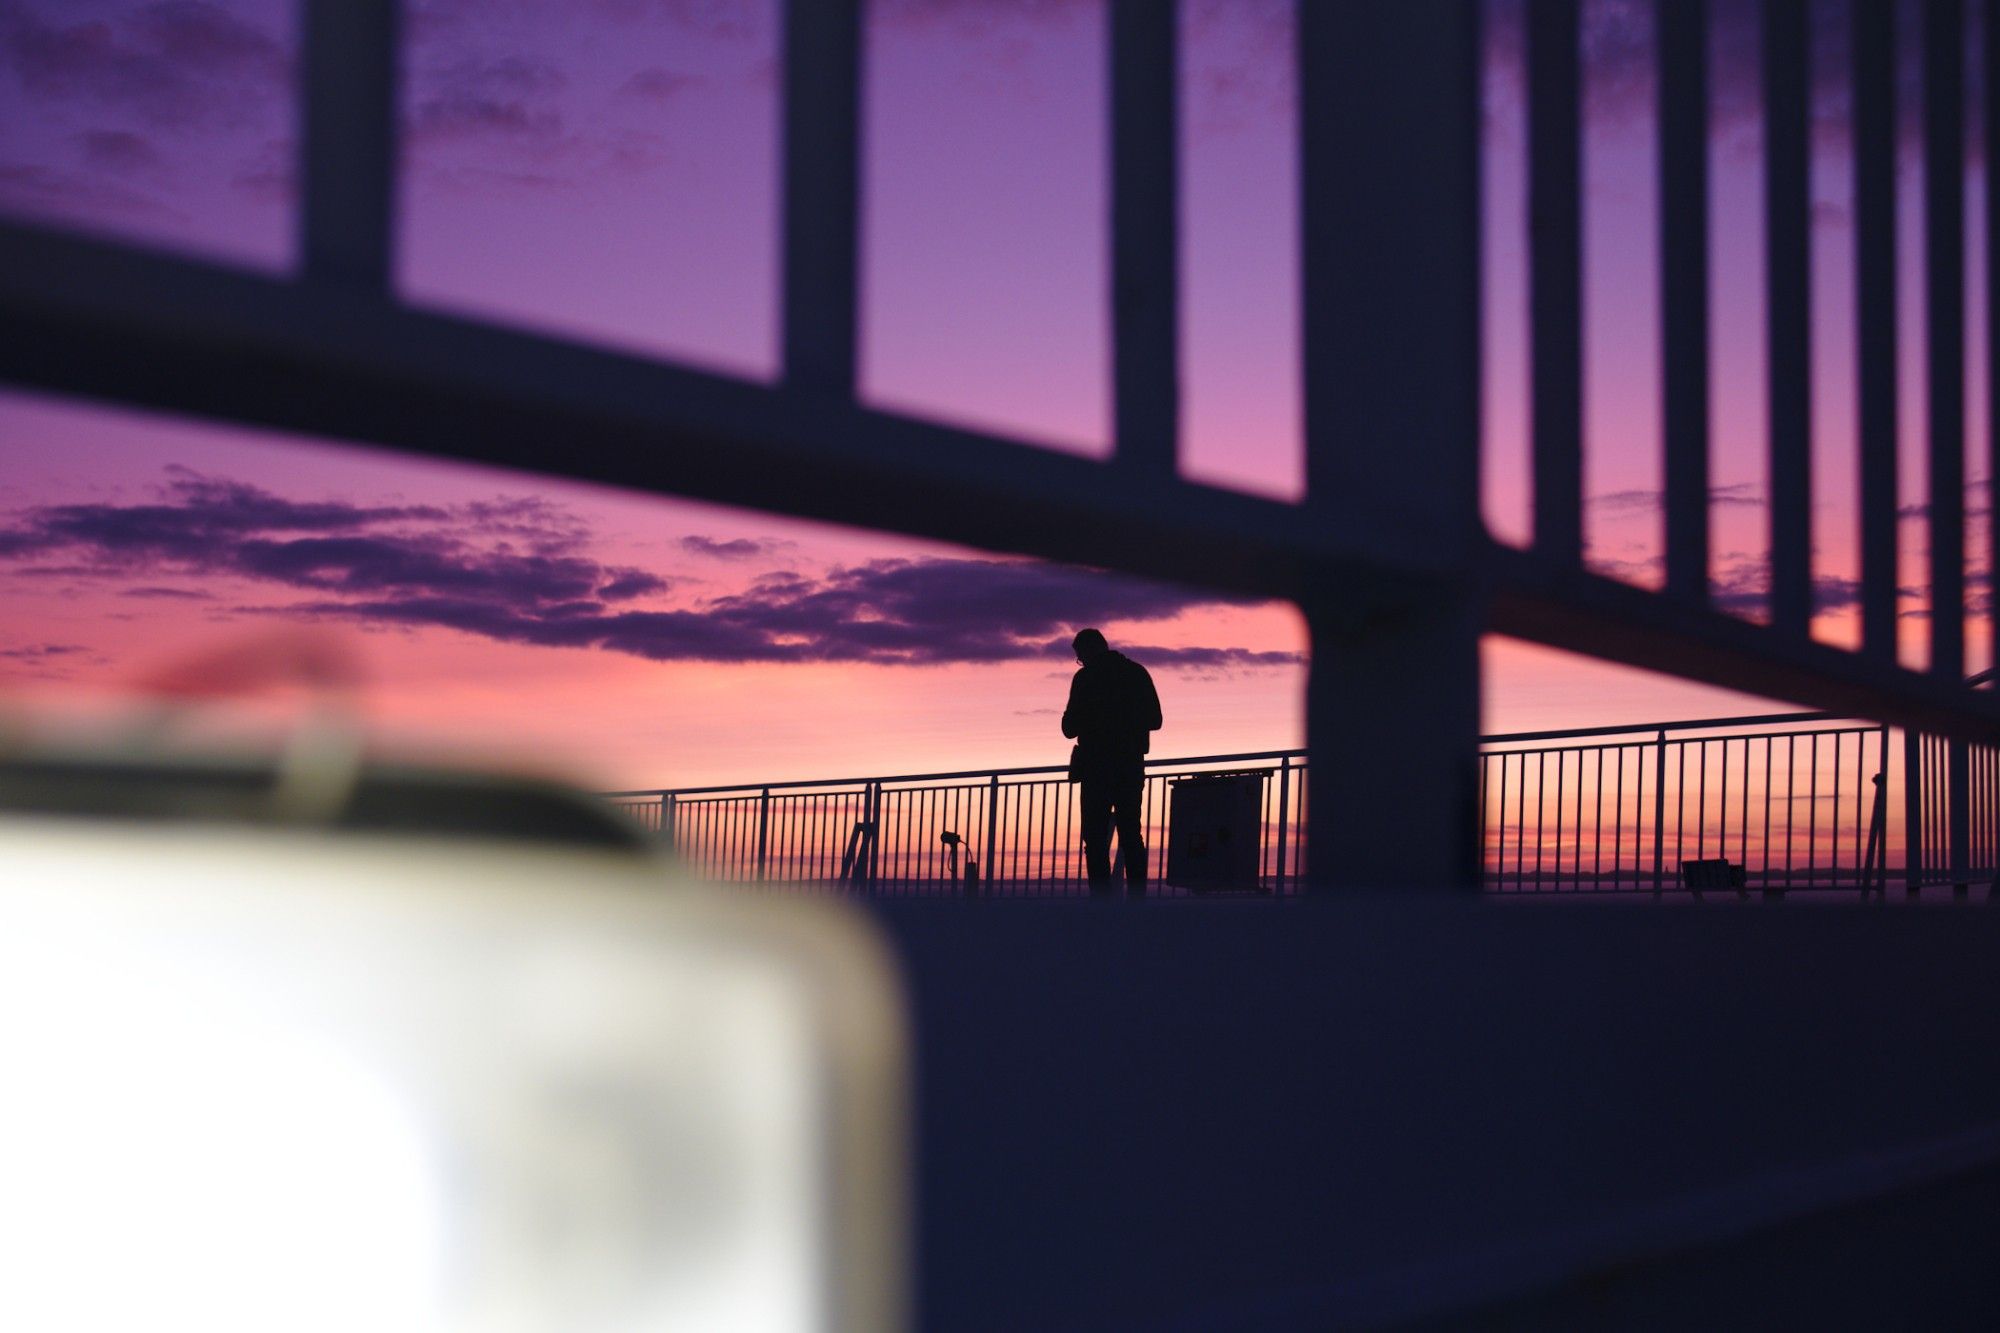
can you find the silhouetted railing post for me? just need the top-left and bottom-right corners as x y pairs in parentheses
(661, 793), (677, 853)
(1875, 727), (1891, 893)
(1905, 729), (1925, 896)
(756, 787), (771, 881)
(1273, 755), (1291, 895)
(1651, 729), (1668, 896)
(864, 780), (881, 891)
(1862, 771), (1887, 897)
(984, 773), (1001, 894)
(1950, 739), (1971, 896)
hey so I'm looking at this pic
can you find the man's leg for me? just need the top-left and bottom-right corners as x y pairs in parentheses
(1080, 778), (1115, 896)
(1115, 769), (1147, 897)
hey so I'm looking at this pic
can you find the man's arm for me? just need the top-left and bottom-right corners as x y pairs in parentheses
(1140, 665), (1162, 732)
(1061, 672), (1082, 739)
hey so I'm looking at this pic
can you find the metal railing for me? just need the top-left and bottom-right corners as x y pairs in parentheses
(1479, 713), (1892, 896)
(609, 709), (2000, 899)
(1908, 732), (2000, 895)
(610, 751), (1308, 897)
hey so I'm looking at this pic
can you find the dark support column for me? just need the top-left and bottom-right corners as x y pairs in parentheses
(1988, 1), (2000, 669)
(301, 0), (397, 290)
(782, 0), (861, 398)
(1307, 594), (1484, 890)
(1925, 0), (1967, 680)
(1299, 2), (1483, 890)
(1856, 0), (1900, 660)
(1765, 0), (1813, 635)
(1110, 0), (1179, 477)
(1528, 0), (1584, 566)
(1660, 0), (1711, 603)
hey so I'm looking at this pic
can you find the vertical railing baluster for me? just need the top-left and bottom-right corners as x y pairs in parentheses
(1740, 737), (1751, 875)
(1593, 748), (1604, 890)
(1517, 754), (1528, 889)
(1785, 735), (1797, 890)
(1614, 746), (1626, 889)
(1552, 752), (1563, 890)
(1677, 741), (1689, 887)
(1951, 739), (1973, 895)
(1763, 738), (1775, 889)
(985, 772), (1001, 896)
(1808, 732), (1819, 888)
(1834, 735), (1847, 886)
(1274, 755), (1291, 895)
(1719, 737), (1731, 880)
(866, 780), (881, 892)
(1766, 0), (1813, 633)
(1652, 729), (1668, 896)
(1536, 752), (1547, 889)
(1697, 740), (1709, 862)
(1573, 749), (1586, 887)
(1906, 729), (1925, 894)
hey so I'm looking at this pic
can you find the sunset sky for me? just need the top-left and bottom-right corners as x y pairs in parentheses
(0, 0), (1986, 791)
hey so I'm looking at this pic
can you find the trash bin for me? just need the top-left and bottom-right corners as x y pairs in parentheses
(1165, 772), (1267, 892)
(1679, 858), (1746, 891)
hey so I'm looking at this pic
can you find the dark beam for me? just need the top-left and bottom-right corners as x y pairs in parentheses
(1660, 0), (1712, 603)
(781, 0), (862, 398)
(1765, 0), (1813, 634)
(0, 220), (1380, 606)
(1925, 0), (1967, 679)
(1489, 544), (2000, 744)
(1856, 0), (1900, 660)
(1110, 0), (1180, 477)
(1988, 0), (2000, 670)
(300, 0), (397, 290)
(1528, 0), (1584, 566)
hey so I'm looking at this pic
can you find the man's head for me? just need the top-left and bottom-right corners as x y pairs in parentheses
(1071, 628), (1109, 665)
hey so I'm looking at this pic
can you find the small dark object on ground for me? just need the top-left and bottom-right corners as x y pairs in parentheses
(1681, 858), (1747, 891)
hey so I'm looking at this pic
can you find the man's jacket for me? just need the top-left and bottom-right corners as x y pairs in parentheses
(1061, 651), (1163, 774)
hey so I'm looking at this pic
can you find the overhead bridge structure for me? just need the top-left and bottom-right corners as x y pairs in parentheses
(8, 1), (2000, 1325)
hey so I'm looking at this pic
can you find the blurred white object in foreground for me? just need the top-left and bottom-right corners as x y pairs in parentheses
(0, 817), (905, 1333)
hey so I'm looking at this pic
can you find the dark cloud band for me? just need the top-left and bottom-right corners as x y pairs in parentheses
(0, 470), (1300, 670)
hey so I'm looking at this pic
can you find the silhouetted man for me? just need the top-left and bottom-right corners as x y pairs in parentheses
(1061, 628), (1162, 898)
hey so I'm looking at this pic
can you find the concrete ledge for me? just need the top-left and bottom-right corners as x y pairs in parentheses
(876, 900), (2000, 1329)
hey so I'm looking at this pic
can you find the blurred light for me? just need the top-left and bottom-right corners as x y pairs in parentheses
(0, 821), (904, 1332)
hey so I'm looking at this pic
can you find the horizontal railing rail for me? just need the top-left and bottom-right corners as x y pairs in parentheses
(601, 749), (1300, 799)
